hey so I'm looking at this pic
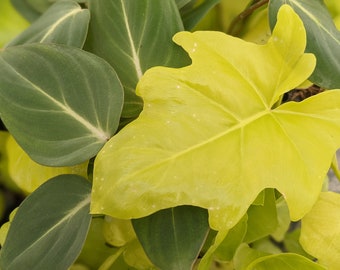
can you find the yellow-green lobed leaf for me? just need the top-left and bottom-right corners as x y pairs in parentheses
(91, 5), (340, 231)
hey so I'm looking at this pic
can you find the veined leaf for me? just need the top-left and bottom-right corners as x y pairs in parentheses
(300, 192), (340, 269)
(0, 44), (123, 166)
(85, 0), (190, 118)
(132, 205), (209, 270)
(0, 175), (92, 270)
(6, 0), (90, 48)
(91, 5), (340, 231)
(269, 0), (340, 88)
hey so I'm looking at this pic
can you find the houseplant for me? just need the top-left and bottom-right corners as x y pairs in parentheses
(0, 0), (340, 269)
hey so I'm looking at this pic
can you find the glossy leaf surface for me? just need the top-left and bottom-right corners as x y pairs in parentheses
(0, 175), (92, 270)
(92, 5), (340, 231)
(0, 43), (123, 166)
(269, 0), (340, 88)
(132, 205), (209, 270)
(0, 132), (88, 194)
(86, 0), (190, 118)
(6, 0), (90, 47)
(300, 192), (340, 269)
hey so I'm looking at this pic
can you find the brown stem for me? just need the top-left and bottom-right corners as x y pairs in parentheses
(227, 0), (269, 36)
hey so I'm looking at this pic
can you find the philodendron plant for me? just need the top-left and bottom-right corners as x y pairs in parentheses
(0, 0), (340, 269)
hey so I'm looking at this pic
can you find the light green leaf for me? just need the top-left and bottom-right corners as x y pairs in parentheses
(91, 5), (340, 232)
(246, 253), (326, 270)
(233, 243), (269, 270)
(269, 0), (340, 88)
(6, 0), (90, 47)
(244, 189), (278, 243)
(0, 43), (123, 166)
(103, 216), (136, 247)
(0, 131), (88, 194)
(270, 196), (290, 242)
(0, 175), (92, 270)
(300, 192), (340, 269)
(77, 217), (119, 270)
(132, 205), (209, 270)
(85, 0), (190, 118)
(213, 215), (248, 262)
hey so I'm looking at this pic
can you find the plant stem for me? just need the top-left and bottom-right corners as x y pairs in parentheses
(228, 0), (269, 36)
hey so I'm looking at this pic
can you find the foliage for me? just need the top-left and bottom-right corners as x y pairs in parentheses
(0, 0), (340, 269)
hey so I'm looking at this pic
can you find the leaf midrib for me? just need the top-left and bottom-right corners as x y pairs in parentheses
(2, 58), (110, 142)
(7, 195), (91, 268)
(40, 7), (83, 42)
(290, 0), (340, 46)
(121, 109), (270, 182)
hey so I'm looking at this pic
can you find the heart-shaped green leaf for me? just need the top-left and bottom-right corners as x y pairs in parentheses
(0, 43), (123, 166)
(91, 5), (340, 231)
(132, 206), (209, 270)
(269, 0), (340, 88)
(0, 174), (92, 270)
(300, 192), (340, 269)
(85, 0), (190, 118)
(6, 0), (90, 48)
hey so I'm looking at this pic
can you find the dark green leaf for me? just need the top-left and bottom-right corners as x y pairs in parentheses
(182, 0), (220, 30)
(0, 174), (92, 270)
(0, 44), (123, 166)
(85, 0), (190, 118)
(7, 0), (90, 48)
(269, 0), (340, 88)
(244, 189), (278, 243)
(132, 206), (209, 270)
(176, 0), (193, 9)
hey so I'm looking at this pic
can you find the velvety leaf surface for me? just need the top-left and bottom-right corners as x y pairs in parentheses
(0, 175), (92, 270)
(300, 192), (340, 269)
(0, 43), (123, 166)
(92, 5), (340, 231)
(132, 205), (209, 270)
(85, 0), (190, 118)
(0, 132), (88, 194)
(6, 0), (90, 47)
(269, 0), (340, 88)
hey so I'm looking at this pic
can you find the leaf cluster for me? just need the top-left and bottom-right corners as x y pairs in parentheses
(0, 0), (340, 269)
